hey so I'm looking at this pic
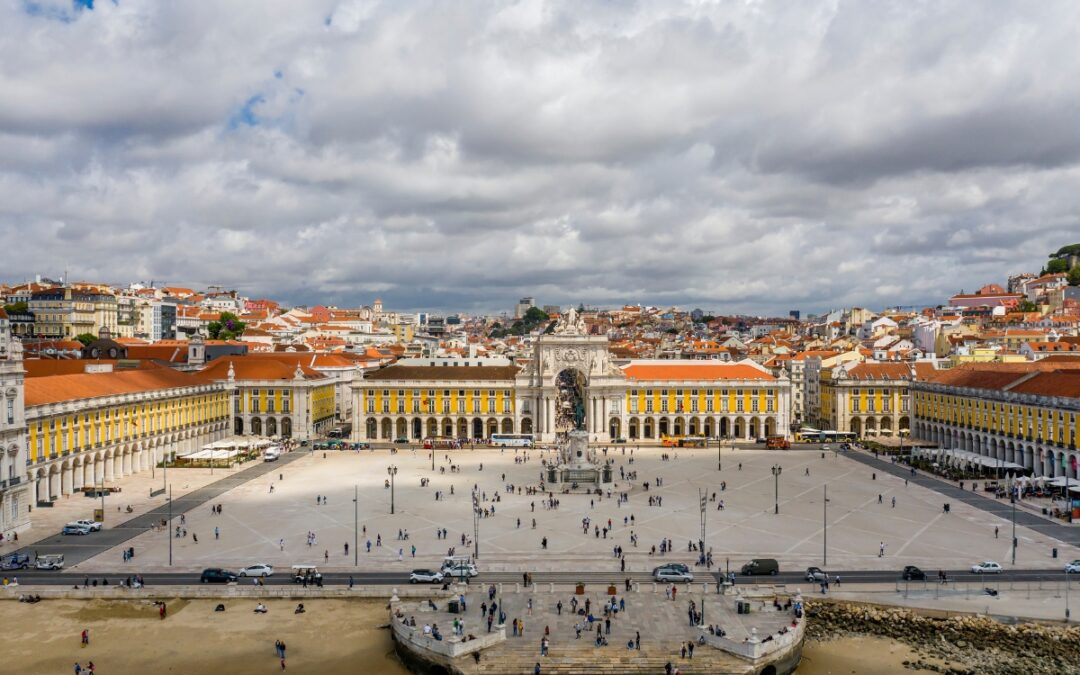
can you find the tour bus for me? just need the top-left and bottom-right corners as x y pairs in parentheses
(422, 437), (461, 450)
(794, 429), (857, 444)
(490, 434), (534, 448)
(661, 435), (708, 448)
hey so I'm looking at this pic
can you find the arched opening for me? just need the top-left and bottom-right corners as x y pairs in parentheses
(443, 419), (454, 437)
(749, 417), (760, 439)
(865, 417), (877, 436)
(501, 418), (514, 434)
(899, 416), (910, 434)
(267, 417), (278, 437)
(234, 417), (244, 435)
(366, 419), (377, 439)
(688, 417), (699, 436)
(555, 368), (588, 433)
(720, 418), (730, 438)
(734, 418), (744, 439)
(673, 417), (685, 436)
(644, 418), (654, 438)
(486, 419), (498, 438)
(704, 417), (715, 438)
(521, 418), (533, 435)
(850, 417), (862, 437)
(472, 418), (483, 439)
(281, 417), (292, 438)
(426, 418), (438, 438)
(457, 418), (468, 439)
(381, 418), (392, 439)
(659, 417), (670, 437)
(765, 417), (776, 436)
(396, 418), (407, 439)
(412, 418), (422, 439)
(628, 418), (639, 439)
(609, 418), (621, 439)
(251, 417), (263, 436)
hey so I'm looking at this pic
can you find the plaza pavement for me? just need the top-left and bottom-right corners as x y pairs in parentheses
(66, 445), (1080, 574)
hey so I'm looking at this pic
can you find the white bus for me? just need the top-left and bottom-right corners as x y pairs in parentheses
(490, 434), (533, 448)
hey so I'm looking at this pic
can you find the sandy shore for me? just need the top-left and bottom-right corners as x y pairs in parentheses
(797, 636), (949, 674)
(0, 597), (409, 675)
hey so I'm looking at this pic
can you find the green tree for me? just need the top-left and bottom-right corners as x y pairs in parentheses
(523, 306), (549, 323)
(1016, 300), (1039, 313)
(208, 311), (246, 340)
(74, 333), (97, 346)
(1069, 265), (1080, 286)
(3, 301), (28, 314)
(1046, 258), (1069, 274)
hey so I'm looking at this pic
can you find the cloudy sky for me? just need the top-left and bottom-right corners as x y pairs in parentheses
(1, 0), (1078, 316)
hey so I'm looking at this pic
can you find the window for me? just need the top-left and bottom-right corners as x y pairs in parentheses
(249, 390), (259, 413)
(706, 398), (714, 412)
(630, 399), (639, 413)
(457, 399), (465, 413)
(6, 399), (13, 425)
(645, 399), (654, 413)
(266, 392), (276, 414)
(367, 397), (375, 413)
(766, 400), (774, 412)
(412, 399), (420, 413)
(282, 391), (290, 413)
(736, 398), (744, 412)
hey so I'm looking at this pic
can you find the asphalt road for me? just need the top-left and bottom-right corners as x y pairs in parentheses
(4, 568), (1076, 587)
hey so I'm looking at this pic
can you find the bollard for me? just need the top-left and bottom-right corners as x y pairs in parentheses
(515, 583), (520, 593)
(651, 582), (656, 593)
(532, 583), (537, 593)
(549, 582), (554, 593)
(499, 583), (504, 595)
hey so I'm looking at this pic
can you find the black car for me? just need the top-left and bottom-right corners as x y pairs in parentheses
(200, 568), (238, 584)
(901, 565), (926, 581)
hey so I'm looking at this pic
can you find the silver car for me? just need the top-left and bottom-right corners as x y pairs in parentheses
(653, 566), (694, 583)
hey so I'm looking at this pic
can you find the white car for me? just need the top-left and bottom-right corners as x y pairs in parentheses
(409, 569), (445, 584)
(971, 561), (1003, 574)
(73, 519), (103, 532)
(1065, 560), (1080, 574)
(238, 563), (274, 577)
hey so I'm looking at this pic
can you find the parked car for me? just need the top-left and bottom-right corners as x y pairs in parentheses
(263, 449), (280, 462)
(62, 523), (92, 536)
(410, 569), (445, 584)
(73, 519), (103, 532)
(238, 563), (274, 577)
(805, 566), (827, 582)
(971, 561), (1003, 574)
(200, 568), (238, 584)
(394, 437), (409, 444)
(35, 554), (65, 570)
(653, 565), (694, 582)
(1064, 560), (1080, 574)
(445, 563), (479, 578)
(1, 553), (31, 570)
(613, 437), (627, 443)
(740, 558), (779, 576)
(901, 566), (926, 581)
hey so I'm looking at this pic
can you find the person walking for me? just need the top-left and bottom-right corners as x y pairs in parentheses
(635, 630), (641, 650)
(81, 629), (89, 646)
(878, 541), (885, 557)
(214, 526), (220, 540)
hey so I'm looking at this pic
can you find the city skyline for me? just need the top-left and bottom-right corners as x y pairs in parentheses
(2, 2), (1079, 313)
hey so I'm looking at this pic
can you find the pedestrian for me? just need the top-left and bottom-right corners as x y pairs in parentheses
(275, 640), (283, 658)
(215, 526), (220, 540)
(688, 641), (694, 659)
(325, 550), (329, 563)
(995, 526), (999, 539)
(891, 497), (895, 508)
(74, 663), (82, 675)
(193, 533), (198, 544)
(556, 600), (562, 616)
(81, 629), (89, 646)
(879, 541), (885, 557)
(636, 630), (641, 650)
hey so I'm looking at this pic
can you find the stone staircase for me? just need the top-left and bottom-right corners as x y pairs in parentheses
(472, 642), (749, 674)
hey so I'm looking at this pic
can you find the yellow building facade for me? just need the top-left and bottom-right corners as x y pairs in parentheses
(913, 364), (1080, 478)
(24, 368), (229, 503)
(818, 362), (927, 437)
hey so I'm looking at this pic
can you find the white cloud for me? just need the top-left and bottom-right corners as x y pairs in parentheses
(1, 0), (1078, 314)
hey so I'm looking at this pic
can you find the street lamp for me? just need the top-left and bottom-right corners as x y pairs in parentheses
(717, 436), (722, 471)
(353, 484), (359, 567)
(387, 465), (397, 514)
(771, 464), (782, 515)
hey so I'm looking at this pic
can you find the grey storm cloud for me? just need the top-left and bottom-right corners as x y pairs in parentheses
(1, 0), (1078, 315)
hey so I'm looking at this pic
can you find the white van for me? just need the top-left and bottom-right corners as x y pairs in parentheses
(264, 448), (281, 462)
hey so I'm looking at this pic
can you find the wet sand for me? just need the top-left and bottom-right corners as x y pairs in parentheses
(797, 636), (952, 674)
(0, 597), (409, 675)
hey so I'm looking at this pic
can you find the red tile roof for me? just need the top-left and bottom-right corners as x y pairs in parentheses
(25, 368), (208, 407)
(622, 363), (773, 381)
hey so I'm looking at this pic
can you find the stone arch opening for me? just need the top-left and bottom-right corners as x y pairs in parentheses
(501, 418), (514, 434)
(251, 417), (263, 436)
(659, 417), (670, 437)
(521, 417), (533, 435)
(555, 368), (588, 433)
(267, 417), (278, 437)
(234, 417), (244, 435)
(412, 418), (422, 439)
(609, 418), (621, 439)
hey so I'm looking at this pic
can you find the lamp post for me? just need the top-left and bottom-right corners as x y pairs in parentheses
(168, 483), (173, 567)
(1011, 495), (1017, 566)
(771, 464), (782, 515)
(353, 484), (359, 567)
(823, 484), (828, 566)
(387, 465), (397, 514)
(717, 436), (722, 471)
